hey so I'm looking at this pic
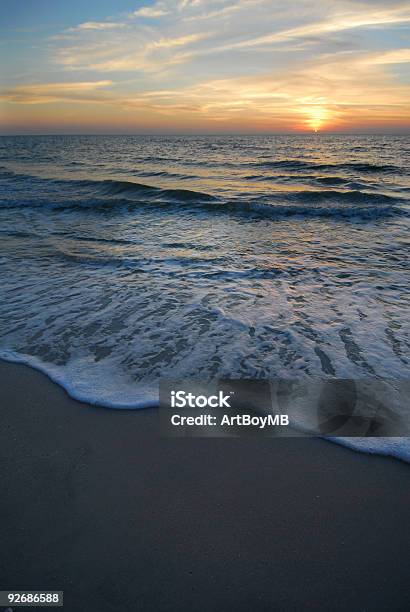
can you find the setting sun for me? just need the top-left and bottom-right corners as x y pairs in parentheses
(305, 106), (329, 132)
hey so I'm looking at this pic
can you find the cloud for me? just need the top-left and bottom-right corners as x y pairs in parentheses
(51, 1), (410, 75)
(150, 32), (208, 49)
(115, 45), (410, 129)
(185, 3), (241, 22)
(3, 0), (410, 132)
(134, 5), (169, 18)
(73, 21), (124, 31)
(55, 30), (209, 72)
(360, 48), (410, 65)
(216, 4), (410, 51)
(0, 81), (113, 104)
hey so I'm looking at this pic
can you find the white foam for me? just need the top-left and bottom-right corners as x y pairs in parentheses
(0, 350), (157, 409)
(2, 351), (410, 464)
(330, 437), (410, 463)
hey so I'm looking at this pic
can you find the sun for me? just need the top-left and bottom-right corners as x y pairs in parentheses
(296, 102), (331, 132)
(307, 106), (328, 132)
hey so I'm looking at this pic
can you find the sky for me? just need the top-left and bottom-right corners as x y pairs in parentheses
(0, 0), (409, 134)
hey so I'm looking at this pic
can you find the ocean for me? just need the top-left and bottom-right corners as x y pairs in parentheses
(0, 135), (409, 460)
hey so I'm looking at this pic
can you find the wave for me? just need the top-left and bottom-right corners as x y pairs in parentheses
(233, 189), (404, 219)
(98, 181), (399, 206)
(0, 168), (216, 202)
(250, 160), (400, 173)
(284, 189), (400, 205)
(93, 178), (215, 202)
(2, 194), (403, 221)
(1, 168), (406, 221)
(93, 181), (406, 219)
(1, 351), (409, 463)
(0, 350), (157, 409)
(244, 173), (376, 191)
(239, 202), (401, 220)
(136, 170), (198, 180)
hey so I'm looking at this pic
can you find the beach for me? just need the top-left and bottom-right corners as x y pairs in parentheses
(2, 0), (410, 608)
(1, 359), (409, 611)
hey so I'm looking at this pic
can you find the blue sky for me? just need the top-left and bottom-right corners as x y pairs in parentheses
(0, 1), (138, 30)
(1, 0), (409, 133)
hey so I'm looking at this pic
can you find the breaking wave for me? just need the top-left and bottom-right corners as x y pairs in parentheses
(0, 170), (406, 220)
(249, 159), (401, 173)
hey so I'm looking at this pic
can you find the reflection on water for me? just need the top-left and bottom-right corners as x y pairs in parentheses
(0, 135), (409, 416)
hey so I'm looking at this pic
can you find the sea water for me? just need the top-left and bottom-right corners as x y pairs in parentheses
(0, 135), (409, 460)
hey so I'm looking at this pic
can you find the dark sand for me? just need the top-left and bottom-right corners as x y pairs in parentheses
(0, 360), (409, 612)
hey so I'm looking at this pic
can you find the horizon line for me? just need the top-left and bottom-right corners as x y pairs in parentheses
(1, 132), (409, 137)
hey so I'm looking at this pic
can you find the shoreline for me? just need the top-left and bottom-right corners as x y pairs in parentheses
(1, 359), (410, 610)
(1, 354), (408, 464)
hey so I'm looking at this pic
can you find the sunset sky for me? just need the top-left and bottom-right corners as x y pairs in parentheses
(1, 0), (409, 133)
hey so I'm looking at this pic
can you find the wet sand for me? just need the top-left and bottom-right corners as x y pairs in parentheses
(0, 360), (409, 611)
